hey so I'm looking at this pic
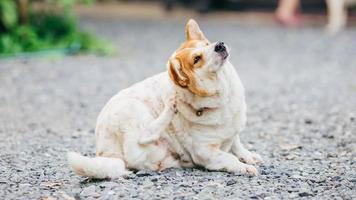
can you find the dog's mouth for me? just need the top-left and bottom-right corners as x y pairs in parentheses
(216, 49), (229, 67)
(219, 51), (229, 60)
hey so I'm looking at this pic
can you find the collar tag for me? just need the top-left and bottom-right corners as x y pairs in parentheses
(196, 108), (203, 116)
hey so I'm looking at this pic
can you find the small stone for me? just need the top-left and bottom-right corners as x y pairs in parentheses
(136, 170), (155, 177)
(80, 185), (97, 197)
(285, 155), (296, 160)
(327, 153), (337, 158)
(291, 175), (305, 180)
(304, 119), (313, 124)
(331, 176), (341, 181)
(40, 181), (62, 188)
(175, 171), (182, 177)
(100, 181), (118, 189)
(59, 190), (76, 200)
(124, 173), (136, 179)
(322, 134), (334, 139)
(41, 197), (56, 200)
(226, 179), (237, 186)
(279, 143), (302, 150)
(298, 192), (313, 197)
(19, 183), (32, 190)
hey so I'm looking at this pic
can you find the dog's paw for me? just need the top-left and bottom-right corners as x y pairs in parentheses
(237, 164), (258, 176)
(239, 152), (263, 165)
(139, 131), (159, 145)
(166, 93), (178, 114)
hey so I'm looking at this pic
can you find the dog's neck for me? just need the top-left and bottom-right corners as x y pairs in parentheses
(172, 63), (231, 111)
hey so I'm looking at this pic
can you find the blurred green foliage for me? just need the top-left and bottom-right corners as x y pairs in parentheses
(0, 0), (113, 57)
(0, 0), (18, 29)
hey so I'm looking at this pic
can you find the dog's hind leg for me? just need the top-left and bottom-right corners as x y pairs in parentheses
(138, 94), (178, 144)
(68, 125), (131, 179)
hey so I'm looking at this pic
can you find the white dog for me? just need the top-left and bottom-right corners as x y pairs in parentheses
(326, 0), (356, 33)
(68, 19), (262, 179)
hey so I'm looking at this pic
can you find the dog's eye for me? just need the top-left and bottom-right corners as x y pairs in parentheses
(194, 56), (201, 64)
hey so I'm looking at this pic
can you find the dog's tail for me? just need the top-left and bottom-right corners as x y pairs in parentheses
(67, 152), (131, 179)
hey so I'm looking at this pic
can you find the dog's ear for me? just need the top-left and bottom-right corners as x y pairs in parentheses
(185, 19), (207, 41)
(168, 58), (189, 88)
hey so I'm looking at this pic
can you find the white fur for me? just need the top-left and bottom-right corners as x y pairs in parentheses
(67, 20), (262, 178)
(67, 152), (130, 179)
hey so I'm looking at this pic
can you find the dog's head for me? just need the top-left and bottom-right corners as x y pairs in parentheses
(168, 19), (229, 97)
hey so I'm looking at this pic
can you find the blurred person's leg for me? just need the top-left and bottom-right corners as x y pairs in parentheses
(275, 0), (301, 26)
(326, 0), (347, 33)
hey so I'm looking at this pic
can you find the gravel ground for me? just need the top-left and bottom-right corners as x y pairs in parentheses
(0, 18), (355, 200)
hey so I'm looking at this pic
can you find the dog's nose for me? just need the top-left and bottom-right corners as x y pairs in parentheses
(214, 41), (226, 53)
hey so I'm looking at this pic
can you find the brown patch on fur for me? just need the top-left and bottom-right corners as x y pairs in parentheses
(154, 138), (168, 146)
(168, 19), (213, 97)
(142, 98), (154, 108)
(185, 19), (208, 41)
(157, 162), (163, 171)
(156, 149), (180, 171)
(168, 60), (189, 88)
(177, 40), (209, 52)
(141, 97), (160, 117)
(209, 143), (221, 150)
(167, 124), (175, 133)
(173, 49), (211, 97)
(75, 167), (86, 176)
(171, 152), (181, 160)
(96, 151), (123, 159)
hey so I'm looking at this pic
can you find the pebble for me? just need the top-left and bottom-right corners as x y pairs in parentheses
(80, 185), (97, 197)
(226, 179), (237, 186)
(298, 191), (313, 197)
(136, 171), (155, 177)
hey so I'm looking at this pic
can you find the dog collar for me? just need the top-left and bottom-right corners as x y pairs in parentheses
(196, 107), (210, 117)
(178, 100), (212, 117)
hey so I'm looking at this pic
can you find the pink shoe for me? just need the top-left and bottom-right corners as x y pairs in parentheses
(275, 12), (302, 27)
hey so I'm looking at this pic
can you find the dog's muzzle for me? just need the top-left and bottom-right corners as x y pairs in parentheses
(214, 41), (229, 60)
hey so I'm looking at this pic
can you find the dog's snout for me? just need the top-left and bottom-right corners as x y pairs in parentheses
(214, 41), (226, 53)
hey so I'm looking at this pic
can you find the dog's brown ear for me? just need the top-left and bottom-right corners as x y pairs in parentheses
(185, 19), (207, 41)
(168, 58), (189, 88)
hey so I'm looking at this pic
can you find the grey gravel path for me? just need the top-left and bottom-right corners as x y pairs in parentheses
(0, 18), (355, 200)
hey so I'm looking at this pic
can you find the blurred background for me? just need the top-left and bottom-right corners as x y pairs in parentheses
(0, 0), (355, 57)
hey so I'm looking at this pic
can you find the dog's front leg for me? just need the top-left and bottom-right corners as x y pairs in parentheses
(192, 143), (258, 176)
(139, 94), (178, 144)
(231, 135), (262, 165)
